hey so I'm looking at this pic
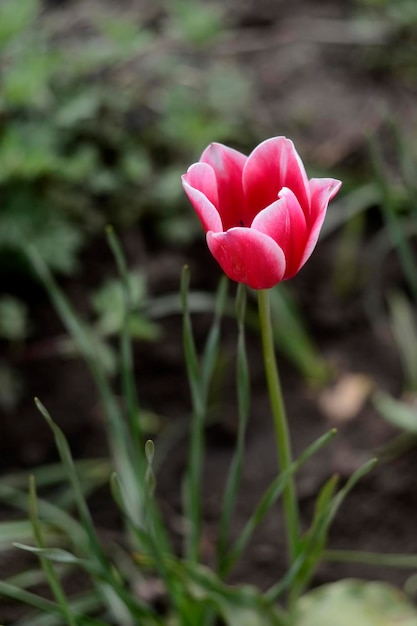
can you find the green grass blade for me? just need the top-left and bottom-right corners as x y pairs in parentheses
(269, 285), (330, 386)
(182, 273), (229, 564)
(200, 275), (228, 396)
(110, 473), (155, 553)
(369, 136), (417, 300)
(105, 226), (144, 474)
(28, 476), (78, 626)
(217, 284), (250, 575)
(223, 429), (337, 576)
(27, 244), (139, 522)
(0, 579), (107, 625)
(323, 549), (417, 569)
(15, 543), (98, 567)
(0, 520), (41, 548)
(0, 458), (110, 491)
(173, 559), (287, 626)
(329, 458), (377, 517)
(2, 584), (108, 626)
(387, 291), (417, 391)
(304, 459), (376, 592)
(0, 580), (64, 617)
(0, 482), (89, 548)
(181, 269), (202, 560)
(35, 398), (157, 622)
(112, 470), (196, 624)
(268, 458), (377, 601)
(321, 182), (379, 237)
(287, 475), (339, 600)
(35, 399), (108, 564)
(374, 390), (417, 434)
(181, 265), (200, 406)
(389, 116), (417, 201)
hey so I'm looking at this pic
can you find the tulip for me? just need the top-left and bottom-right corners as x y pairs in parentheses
(182, 137), (341, 289)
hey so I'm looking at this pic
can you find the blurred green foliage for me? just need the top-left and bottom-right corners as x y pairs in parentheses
(0, 295), (27, 341)
(0, 0), (256, 409)
(0, 0), (253, 276)
(358, 0), (417, 23)
(0, 296), (27, 411)
(356, 0), (417, 77)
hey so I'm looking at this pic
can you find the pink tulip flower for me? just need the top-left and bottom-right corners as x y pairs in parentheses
(182, 137), (341, 289)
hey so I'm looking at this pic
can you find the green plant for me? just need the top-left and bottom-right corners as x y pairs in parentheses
(1, 225), (416, 625)
(355, 0), (417, 78)
(0, 0), (254, 279)
(0, 295), (28, 410)
(360, 124), (417, 457)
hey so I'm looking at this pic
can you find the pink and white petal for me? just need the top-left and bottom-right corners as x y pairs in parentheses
(182, 176), (223, 233)
(182, 162), (219, 208)
(200, 143), (247, 231)
(200, 142), (247, 171)
(207, 228), (286, 290)
(242, 137), (310, 224)
(307, 177), (342, 226)
(299, 178), (341, 268)
(252, 188), (308, 279)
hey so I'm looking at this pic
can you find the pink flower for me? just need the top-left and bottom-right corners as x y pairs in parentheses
(181, 137), (341, 289)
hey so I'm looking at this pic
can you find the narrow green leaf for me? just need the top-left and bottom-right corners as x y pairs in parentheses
(0, 519), (42, 547)
(388, 291), (417, 390)
(27, 245), (137, 521)
(323, 549), (417, 570)
(105, 226), (144, 477)
(277, 458), (377, 600)
(0, 580), (62, 615)
(0, 583), (108, 626)
(28, 476), (78, 626)
(321, 183), (379, 237)
(176, 560), (287, 626)
(34, 398), (103, 557)
(269, 285), (330, 385)
(223, 429), (337, 576)
(289, 475), (339, 596)
(0, 482), (89, 548)
(201, 275), (228, 395)
(217, 283), (249, 574)
(369, 136), (417, 300)
(111, 473), (183, 622)
(0, 458), (110, 491)
(34, 398), (155, 621)
(181, 266), (205, 562)
(181, 265), (200, 403)
(374, 390), (417, 434)
(109, 473), (151, 549)
(14, 543), (101, 574)
(0, 295), (27, 340)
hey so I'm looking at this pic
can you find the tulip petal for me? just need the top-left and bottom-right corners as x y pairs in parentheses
(308, 177), (342, 223)
(200, 143), (247, 231)
(252, 188), (308, 279)
(207, 228), (286, 290)
(242, 137), (310, 225)
(183, 162), (219, 206)
(300, 177), (342, 267)
(182, 163), (222, 233)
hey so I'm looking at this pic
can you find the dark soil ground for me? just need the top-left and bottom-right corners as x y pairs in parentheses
(2, 0), (417, 623)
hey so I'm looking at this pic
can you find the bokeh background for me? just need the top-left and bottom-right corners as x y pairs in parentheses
(2, 0), (417, 621)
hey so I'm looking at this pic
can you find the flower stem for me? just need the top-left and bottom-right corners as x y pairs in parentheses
(258, 289), (300, 564)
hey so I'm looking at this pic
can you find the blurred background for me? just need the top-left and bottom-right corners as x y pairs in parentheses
(2, 0), (417, 617)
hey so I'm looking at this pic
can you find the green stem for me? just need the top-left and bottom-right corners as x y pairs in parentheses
(257, 289), (300, 563)
(323, 549), (417, 569)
